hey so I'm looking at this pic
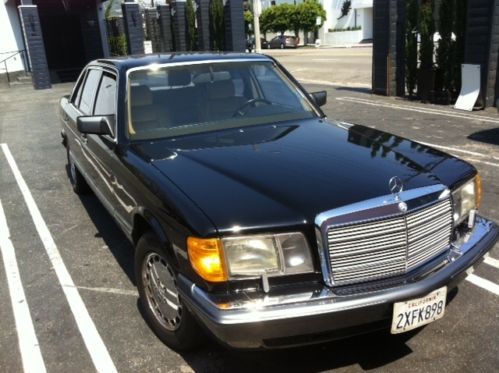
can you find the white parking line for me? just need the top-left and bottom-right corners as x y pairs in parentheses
(76, 285), (138, 297)
(484, 256), (499, 270)
(0, 200), (47, 373)
(300, 79), (371, 88)
(336, 96), (499, 124)
(417, 142), (499, 161)
(466, 274), (499, 296)
(0, 144), (117, 373)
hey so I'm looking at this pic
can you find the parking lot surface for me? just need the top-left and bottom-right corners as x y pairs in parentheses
(1, 52), (498, 372)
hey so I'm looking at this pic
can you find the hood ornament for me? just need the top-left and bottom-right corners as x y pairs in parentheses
(389, 176), (407, 212)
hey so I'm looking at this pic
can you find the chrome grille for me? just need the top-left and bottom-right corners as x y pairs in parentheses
(406, 198), (453, 269)
(327, 198), (453, 285)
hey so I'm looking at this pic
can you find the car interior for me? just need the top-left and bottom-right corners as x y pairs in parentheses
(128, 62), (313, 140)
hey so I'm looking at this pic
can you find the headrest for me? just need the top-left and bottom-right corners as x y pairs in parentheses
(169, 68), (191, 86)
(207, 80), (235, 100)
(193, 71), (231, 84)
(131, 85), (152, 107)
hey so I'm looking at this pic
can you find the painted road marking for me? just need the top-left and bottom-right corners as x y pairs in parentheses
(0, 200), (47, 373)
(76, 285), (138, 297)
(0, 144), (117, 373)
(466, 274), (499, 296)
(300, 79), (371, 88)
(418, 142), (499, 161)
(336, 96), (499, 124)
(484, 256), (499, 270)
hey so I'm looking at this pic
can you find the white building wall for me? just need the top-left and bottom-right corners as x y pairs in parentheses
(0, 0), (26, 73)
(361, 7), (373, 40)
(320, 0), (373, 45)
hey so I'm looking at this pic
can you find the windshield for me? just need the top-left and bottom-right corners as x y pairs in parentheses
(127, 61), (317, 140)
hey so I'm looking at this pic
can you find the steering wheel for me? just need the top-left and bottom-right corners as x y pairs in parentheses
(233, 98), (272, 117)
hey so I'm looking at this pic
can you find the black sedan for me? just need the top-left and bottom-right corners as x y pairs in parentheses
(59, 53), (498, 350)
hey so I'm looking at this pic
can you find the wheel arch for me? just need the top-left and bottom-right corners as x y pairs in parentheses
(131, 208), (179, 267)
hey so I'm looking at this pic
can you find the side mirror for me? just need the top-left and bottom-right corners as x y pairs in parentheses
(310, 91), (327, 107)
(77, 115), (114, 136)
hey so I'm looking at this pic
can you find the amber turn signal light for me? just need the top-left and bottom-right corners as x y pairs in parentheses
(475, 174), (482, 209)
(187, 237), (228, 282)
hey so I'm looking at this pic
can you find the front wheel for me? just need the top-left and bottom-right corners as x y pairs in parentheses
(66, 147), (90, 195)
(135, 231), (204, 350)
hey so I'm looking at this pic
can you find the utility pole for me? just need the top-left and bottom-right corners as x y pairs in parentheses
(253, 0), (262, 52)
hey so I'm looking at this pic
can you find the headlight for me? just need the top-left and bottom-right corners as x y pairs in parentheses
(223, 233), (314, 277)
(187, 233), (313, 282)
(452, 175), (482, 225)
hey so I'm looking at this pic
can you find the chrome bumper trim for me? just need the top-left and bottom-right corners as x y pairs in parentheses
(178, 216), (498, 326)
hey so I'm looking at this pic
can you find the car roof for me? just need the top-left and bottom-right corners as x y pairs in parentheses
(95, 52), (273, 72)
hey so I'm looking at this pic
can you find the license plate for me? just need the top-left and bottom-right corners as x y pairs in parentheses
(391, 287), (447, 334)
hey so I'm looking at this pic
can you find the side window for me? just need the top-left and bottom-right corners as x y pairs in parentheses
(252, 64), (300, 107)
(72, 70), (87, 106)
(94, 73), (117, 116)
(79, 69), (102, 115)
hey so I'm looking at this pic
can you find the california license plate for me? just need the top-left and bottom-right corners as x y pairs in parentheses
(391, 287), (447, 334)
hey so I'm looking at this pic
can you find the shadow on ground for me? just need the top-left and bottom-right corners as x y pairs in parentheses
(180, 329), (419, 372)
(468, 128), (499, 146)
(334, 86), (372, 95)
(76, 191), (136, 285)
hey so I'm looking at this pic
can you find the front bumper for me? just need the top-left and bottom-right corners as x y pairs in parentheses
(178, 217), (499, 349)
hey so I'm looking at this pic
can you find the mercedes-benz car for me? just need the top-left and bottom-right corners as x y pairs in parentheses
(59, 53), (498, 350)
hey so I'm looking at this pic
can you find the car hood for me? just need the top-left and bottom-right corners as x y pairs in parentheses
(132, 119), (475, 233)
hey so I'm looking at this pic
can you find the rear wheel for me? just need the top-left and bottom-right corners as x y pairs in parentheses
(66, 147), (90, 194)
(135, 231), (204, 350)
(280, 43), (284, 49)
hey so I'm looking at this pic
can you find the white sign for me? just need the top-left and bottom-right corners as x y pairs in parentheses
(316, 16), (322, 26)
(454, 64), (481, 112)
(144, 40), (153, 54)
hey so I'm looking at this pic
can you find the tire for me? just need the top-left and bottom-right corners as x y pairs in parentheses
(67, 147), (90, 195)
(280, 43), (284, 49)
(267, 44), (271, 49)
(135, 231), (204, 351)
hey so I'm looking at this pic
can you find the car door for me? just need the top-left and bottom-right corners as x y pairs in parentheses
(85, 69), (136, 233)
(64, 68), (102, 183)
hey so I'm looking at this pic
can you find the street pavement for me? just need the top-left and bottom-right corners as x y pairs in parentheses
(0, 49), (498, 373)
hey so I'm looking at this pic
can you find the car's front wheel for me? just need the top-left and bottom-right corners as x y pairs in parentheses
(66, 147), (90, 195)
(135, 231), (204, 350)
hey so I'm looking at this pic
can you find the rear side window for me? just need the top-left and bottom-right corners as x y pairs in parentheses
(94, 73), (117, 116)
(79, 69), (102, 115)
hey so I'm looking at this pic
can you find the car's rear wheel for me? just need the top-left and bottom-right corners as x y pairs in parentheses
(280, 43), (284, 49)
(135, 231), (204, 350)
(66, 147), (90, 195)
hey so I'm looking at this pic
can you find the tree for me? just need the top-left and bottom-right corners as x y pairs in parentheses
(210, 0), (225, 50)
(453, 0), (467, 95)
(405, 0), (418, 96)
(337, 0), (351, 20)
(297, 0), (326, 35)
(259, 4), (294, 35)
(244, 10), (254, 35)
(436, 0), (455, 95)
(419, 0), (434, 70)
(186, 0), (197, 50)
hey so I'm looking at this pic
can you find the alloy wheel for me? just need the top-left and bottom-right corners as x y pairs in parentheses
(142, 252), (182, 331)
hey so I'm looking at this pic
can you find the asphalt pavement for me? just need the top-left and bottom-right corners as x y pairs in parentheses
(0, 50), (498, 373)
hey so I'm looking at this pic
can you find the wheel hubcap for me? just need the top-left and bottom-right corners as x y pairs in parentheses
(142, 253), (182, 331)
